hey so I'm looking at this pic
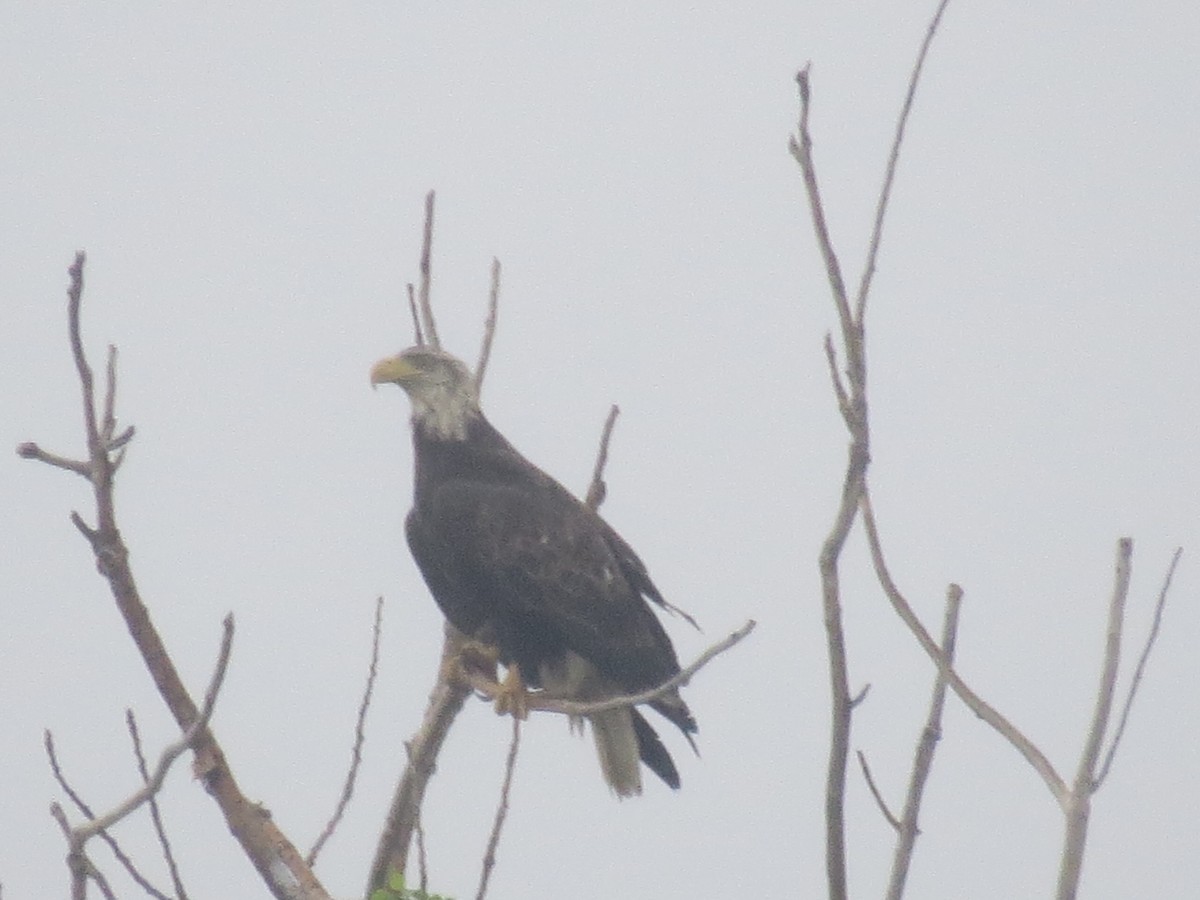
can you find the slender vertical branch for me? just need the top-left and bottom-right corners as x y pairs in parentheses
(1056, 538), (1133, 900)
(885, 583), (962, 900)
(855, 0), (954, 322)
(308, 597), (385, 868)
(475, 718), (521, 900)
(791, 67), (868, 900)
(417, 190), (441, 350)
(475, 258), (502, 394)
(407, 284), (425, 346)
(1096, 547), (1182, 785)
(585, 405), (620, 511)
(127, 711), (189, 900)
(789, 70), (852, 338)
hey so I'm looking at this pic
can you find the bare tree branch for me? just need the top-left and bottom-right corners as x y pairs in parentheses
(856, 750), (901, 832)
(476, 718), (521, 900)
(790, 63), (872, 900)
(367, 622), (472, 895)
(308, 597), (384, 868)
(76, 616), (233, 843)
(459, 620), (756, 719)
(51, 802), (94, 900)
(417, 190), (441, 351)
(1096, 546), (1183, 786)
(414, 815), (430, 896)
(584, 404), (620, 511)
(475, 257), (502, 394)
(860, 488), (1069, 805)
(849, 683), (871, 710)
(23, 254), (331, 900)
(407, 284), (424, 346)
(822, 335), (852, 428)
(127, 711), (189, 900)
(789, 68), (853, 343)
(792, 42), (954, 897)
(885, 583), (962, 900)
(44, 732), (170, 900)
(47, 616), (231, 900)
(1056, 539), (1134, 900)
(855, 0), (953, 322)
(15, 441), (92, 477)
(102, 344), (119, 445)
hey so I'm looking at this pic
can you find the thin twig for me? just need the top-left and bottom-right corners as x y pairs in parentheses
(860, 489), (1068, 805)
(477, 620), (755, 718)
(50, 803), (86, 900)
(74, 615), (233, 843)
(415, 815), (429, 895)
(822, 335), (852, 428)
(855, 0), (954, 322)
(308, 597), (384, 867)
(15, 442), (92, 477)
(46, 618), (232, 900)
(849, 683), (871, 710)
(1096, 547), (1182, 786)
(1056, 539), (1134, 899)
(1075, 539), (1134, 787)
(789, 69), (853, 341)
(856, 750), (900, 831)
(585, 405), (620, 511)
(102, 344), (118, 444)
(475, 258), (501, 395)
(886, 583), (962, 900)
(476, 718), (521, 900)
(45, 732), (168, 899)
(127, 710), (188, 899)
(417, 190), (441, 351)
(407, 284), (424, 346)
(65, 253), (100, 461)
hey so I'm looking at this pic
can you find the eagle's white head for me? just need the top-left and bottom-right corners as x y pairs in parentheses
(370, 346), (481, 440)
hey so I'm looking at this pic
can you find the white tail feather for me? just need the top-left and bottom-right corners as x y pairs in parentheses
(589, 707), (642, 797)
(542, 651), (642, 796)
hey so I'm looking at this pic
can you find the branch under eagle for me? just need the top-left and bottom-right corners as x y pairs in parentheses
(372, 346), (699, 796)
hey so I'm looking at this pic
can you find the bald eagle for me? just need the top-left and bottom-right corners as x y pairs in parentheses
(371, 346), (696, 796)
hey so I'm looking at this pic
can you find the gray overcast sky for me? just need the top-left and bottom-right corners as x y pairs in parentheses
(3, 3), (1198, 898)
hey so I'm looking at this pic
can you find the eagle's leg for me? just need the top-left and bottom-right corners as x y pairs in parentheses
(449, 639), (503, 695)
(493, 662), (529, 720)
(455, 639), (500, 680)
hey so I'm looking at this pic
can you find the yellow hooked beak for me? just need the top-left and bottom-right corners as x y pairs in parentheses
(370, 355), (420, 388)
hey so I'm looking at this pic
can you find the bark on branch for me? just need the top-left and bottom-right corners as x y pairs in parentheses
(21, 253), (330, 900)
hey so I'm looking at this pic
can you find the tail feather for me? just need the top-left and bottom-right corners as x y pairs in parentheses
(589, 707), (643, 797)
(631, 709), (680, 789)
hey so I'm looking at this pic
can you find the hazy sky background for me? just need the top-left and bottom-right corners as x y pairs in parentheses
(3, 3), (1198, 898)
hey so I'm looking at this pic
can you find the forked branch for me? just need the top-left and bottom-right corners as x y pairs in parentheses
(20, 253), (330, 900)
(51, 616), (233, 900)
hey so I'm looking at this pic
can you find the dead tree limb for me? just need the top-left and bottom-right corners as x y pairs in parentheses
(885, 583), (962, 900)
(789, 8), (955, 894)
(20, 253), (330, 900)
(308, 597), (384, 868)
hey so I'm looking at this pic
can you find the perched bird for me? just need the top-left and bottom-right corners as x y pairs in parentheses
(371, 345), (697, 796)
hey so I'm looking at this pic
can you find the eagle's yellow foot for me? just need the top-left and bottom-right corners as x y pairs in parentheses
(493, 663), (529, 720)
